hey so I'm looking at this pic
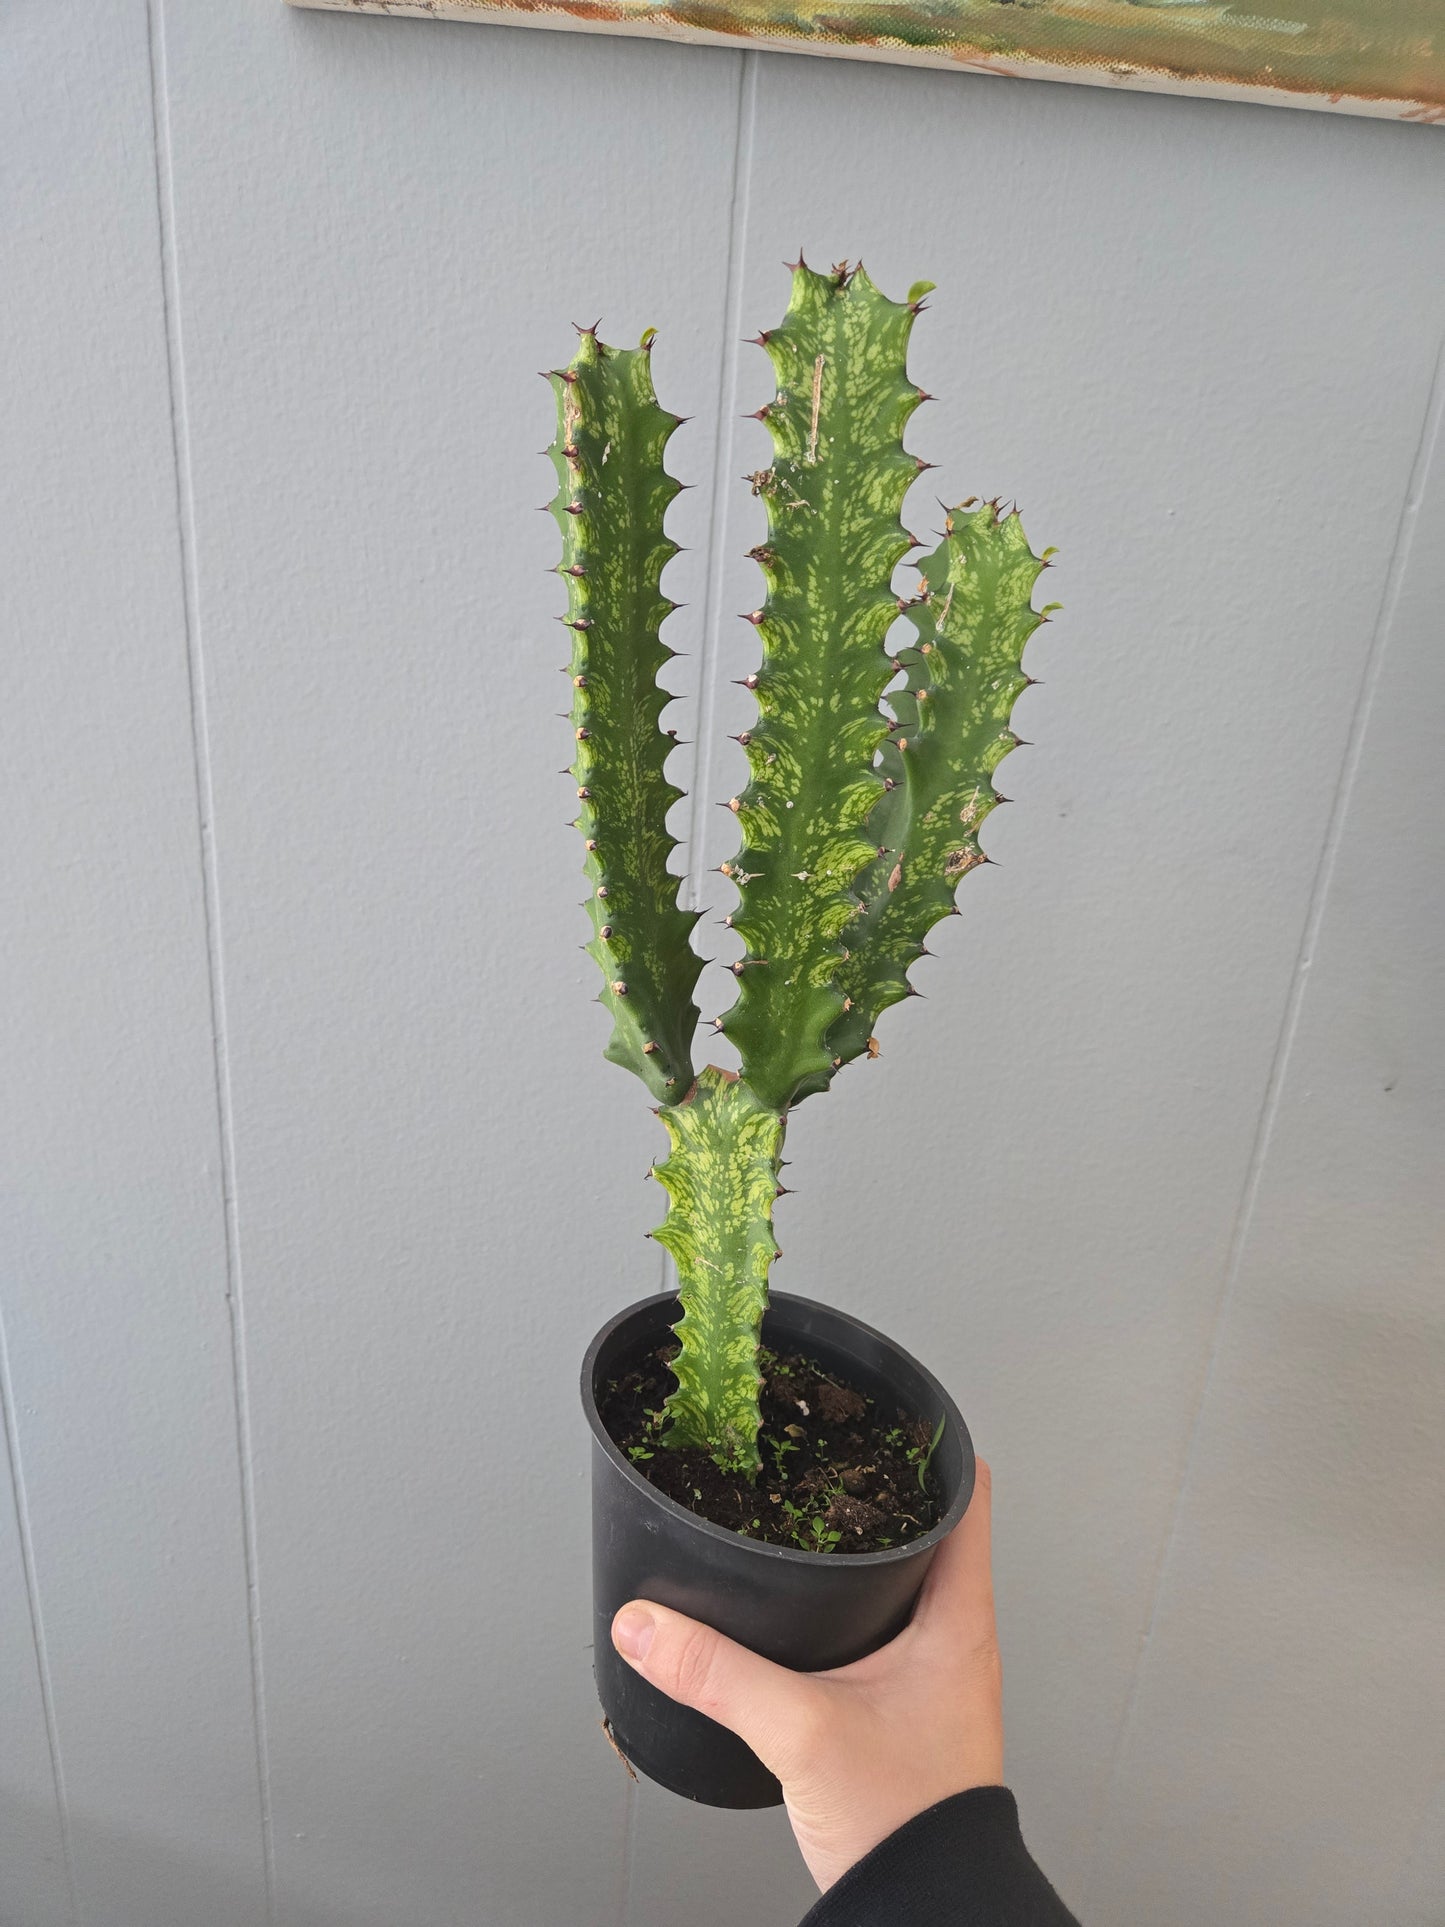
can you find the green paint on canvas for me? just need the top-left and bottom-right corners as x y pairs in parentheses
(492, 0), (1442, 110)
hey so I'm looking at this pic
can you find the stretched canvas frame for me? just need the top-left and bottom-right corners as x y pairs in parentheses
(289, 0), (1442, 124)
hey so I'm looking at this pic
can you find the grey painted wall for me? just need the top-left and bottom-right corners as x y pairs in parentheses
(3, 3), (1441, 1923)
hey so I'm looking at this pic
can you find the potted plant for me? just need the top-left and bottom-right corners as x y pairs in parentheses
(547, 258), (1054, 1808)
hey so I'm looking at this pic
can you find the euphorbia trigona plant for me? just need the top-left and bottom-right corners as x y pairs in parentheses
(549, 259), (1053, 1485)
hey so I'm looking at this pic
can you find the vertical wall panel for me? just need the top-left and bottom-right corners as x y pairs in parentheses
(0, 1427), (68, 1927)
(626, 1779), (817, 1927)
(0, 3), (268, 1923)
(155, 4), (742, 1919)
(675, 53), (1445, 1911)
(1088, 366), (1445, 1927)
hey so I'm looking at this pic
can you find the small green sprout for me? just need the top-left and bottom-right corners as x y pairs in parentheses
(916, 1415), (946, 1492)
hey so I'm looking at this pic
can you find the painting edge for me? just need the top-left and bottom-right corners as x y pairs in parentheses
(285, 0), (1444, 125)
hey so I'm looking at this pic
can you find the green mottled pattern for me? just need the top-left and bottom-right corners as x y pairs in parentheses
(548, 332), (702, 1104)
(653, 1067), (785, 1470)
(545, 283), (1059, 1475)
(720, 263), (926, 1113)
(817, 503), (1049, 1080)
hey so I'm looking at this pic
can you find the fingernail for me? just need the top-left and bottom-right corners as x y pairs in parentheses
(612, 1607), (655, 1662)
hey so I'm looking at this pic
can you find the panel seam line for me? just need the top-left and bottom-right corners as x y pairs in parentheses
(0, 1317), (81, 1923)
(145, 2), (279, 1916)
(1080, 325), (1445, 1911)
(656, 58), (759, 1396)
(615, 1772), (640, 1927)
(684, 51), (758, 928)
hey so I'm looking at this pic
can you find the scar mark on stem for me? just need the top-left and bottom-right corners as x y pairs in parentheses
(806, 355), (825, 465)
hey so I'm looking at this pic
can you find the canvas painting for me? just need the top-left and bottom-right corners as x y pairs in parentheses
(291, 0), (1443, 122)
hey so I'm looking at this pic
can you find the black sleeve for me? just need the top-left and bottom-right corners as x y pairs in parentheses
(796, 1786), (1081, 1927)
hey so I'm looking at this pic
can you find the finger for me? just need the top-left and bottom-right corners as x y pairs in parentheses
(612, 1600), (827, 1777)
(912, 1455), (995, 1646)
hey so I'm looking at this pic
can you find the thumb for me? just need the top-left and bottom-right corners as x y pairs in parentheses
(612, 1600), (824, 1778)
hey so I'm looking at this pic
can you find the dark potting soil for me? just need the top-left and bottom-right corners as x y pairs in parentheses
(598, 1340), (943, 1554)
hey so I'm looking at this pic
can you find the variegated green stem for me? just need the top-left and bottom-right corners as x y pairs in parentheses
(804, 502), (1052, 1087)
(652, 1067), (785, 1472)
(720, 262), (930, 1113)
(548, 329), (702, 1104)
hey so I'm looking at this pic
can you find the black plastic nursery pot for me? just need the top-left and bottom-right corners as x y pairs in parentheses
(582, 1288), (976, 1809)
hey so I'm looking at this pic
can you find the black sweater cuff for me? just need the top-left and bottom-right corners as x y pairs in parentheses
(797, 1786), (1081, 1927)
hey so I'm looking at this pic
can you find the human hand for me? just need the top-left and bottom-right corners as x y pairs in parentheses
(610, 1458), (1002, 1893)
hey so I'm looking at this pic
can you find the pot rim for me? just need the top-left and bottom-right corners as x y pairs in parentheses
(581, 1287), (974, 1569)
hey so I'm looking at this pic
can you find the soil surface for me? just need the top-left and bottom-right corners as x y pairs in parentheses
(599, 1340), (943, 1554)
